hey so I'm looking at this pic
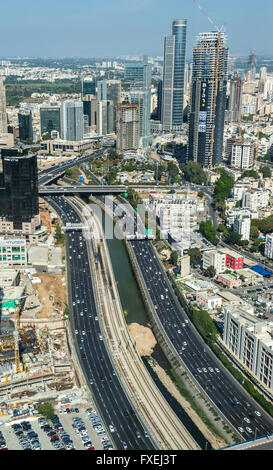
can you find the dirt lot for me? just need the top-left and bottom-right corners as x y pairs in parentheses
(32, 274), (67, 318)
(128, 323), (157, 356)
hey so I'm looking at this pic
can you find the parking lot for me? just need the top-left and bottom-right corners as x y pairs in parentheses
(0, 403), (114, 450)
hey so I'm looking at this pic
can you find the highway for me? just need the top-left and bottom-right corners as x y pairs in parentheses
(97, 194), (273, 442)
(43, 194), (157, 451)
(38, 150), (105, 186)
(39, 185), (127, 195)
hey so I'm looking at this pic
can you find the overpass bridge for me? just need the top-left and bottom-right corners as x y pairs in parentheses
(39, 185), (128, 195)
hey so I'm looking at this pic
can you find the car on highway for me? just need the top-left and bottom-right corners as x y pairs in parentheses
(246, 427), (253, 433)
(109, 425), (115, 433)
(244, 417), (250, 423)
(122, 441), (128, 450)
(254, 411), (261, 417)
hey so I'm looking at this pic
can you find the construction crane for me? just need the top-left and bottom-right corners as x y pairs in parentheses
(192, 0), (225, 169)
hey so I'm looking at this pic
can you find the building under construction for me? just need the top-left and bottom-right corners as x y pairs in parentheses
(119, 102), (140, 152)
(187, 31), (228, 168)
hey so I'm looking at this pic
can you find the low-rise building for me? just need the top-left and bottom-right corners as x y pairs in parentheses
(0, 237), (27, 266)
(196, 292), (222, 311)
(216, 273), (242, 288)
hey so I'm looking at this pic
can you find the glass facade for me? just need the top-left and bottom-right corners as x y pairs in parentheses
(18, 110), (33, 142)
(0, 148), (39, 230)
(40, 106), (61, 136)
(162, 20), (187, 131)
(61, 101), (84, 141)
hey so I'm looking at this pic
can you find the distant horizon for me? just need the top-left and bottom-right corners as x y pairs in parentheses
(0, 0), (272, 59)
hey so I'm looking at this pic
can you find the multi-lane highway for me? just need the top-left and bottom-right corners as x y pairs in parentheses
(44, 195), (157, 451)
(96, 194), (273, 442)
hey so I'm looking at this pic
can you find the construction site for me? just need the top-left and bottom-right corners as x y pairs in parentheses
(0, 201), (83, 416)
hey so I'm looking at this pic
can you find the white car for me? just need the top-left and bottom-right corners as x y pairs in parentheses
(185, 319), (189, 324)
(82, 331), (86, 335)
(75, 330), (78, 335)
(109, 425), (115, 433)
(215, 368), (220, 373)
(177, 330), (181, 334)
(254, 411), (261, 417)
(183, 341), (187, 346)
(203, 368), (208, 373)
(208, 367), (214, 372)
(246, 427), (253, 433)
(244, 417), (250, 423)
(238, 427), (244, 433)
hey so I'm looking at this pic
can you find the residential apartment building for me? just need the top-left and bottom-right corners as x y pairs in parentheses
(264, 233), (273, 259)
(202, 249), (226, 275)
(230, 141), (255, 170)
(233, 214), (251, 241)
(242, 189), (269, 211)
(223, 308), (273, 391)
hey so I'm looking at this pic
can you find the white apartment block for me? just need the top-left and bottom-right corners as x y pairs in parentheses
(265, 233), (273, 260)
(233, 214), (251, 241)
(202, 250), (226, 275)
(242, 189), (269, 211)
(230, 142), (255, 170)
(223, 309), (273, 391)
(226, 208), (258, 228)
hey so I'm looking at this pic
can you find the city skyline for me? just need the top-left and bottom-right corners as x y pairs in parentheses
(0, 0), (272, 58)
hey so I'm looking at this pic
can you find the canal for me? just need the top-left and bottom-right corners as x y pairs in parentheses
(100, 205), (212, 450)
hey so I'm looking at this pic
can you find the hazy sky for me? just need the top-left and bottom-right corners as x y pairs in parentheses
(1, 0), (272, 58)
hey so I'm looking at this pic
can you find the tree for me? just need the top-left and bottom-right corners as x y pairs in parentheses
(180, 161), (207, 185)
(167, 162), (180, 183)
(169, 250), (179, 266)
(225, 231), (242, 245)
(188, 247), (202, 267)
(213, 169), (234, 205)
(199, 220), (219, 246)
(250, 225), (260, 240)
(37, 402), (54, 420)
(260, 165), (272, 179)
(198, 190), (204, 198)
(239, 169), (260, 180)
(205, 265), (216, 278)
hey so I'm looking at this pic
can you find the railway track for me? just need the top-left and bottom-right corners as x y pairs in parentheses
(86, 204), (199, 450)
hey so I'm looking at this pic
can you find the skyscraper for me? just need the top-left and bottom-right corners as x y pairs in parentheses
(83, 94), (97, 133)
(97, 80), (120, 132)
(40, 105), (61, 137)
(226, 74), (242, 123)
(161, 20), (187, 132)
(97, 100), (114, 135)
(187, 32), (228, 168)
(0, 78), (7, 134)
(119, 102), (139, 152)
(0, 147), (39, 232)
(61, 101), (84, 141)
(125, 63), (152, 148)
(18, 109), (33, 142)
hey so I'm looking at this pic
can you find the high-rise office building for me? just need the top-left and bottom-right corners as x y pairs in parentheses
(125, 63), (152, 148)
(97, 100), (114, 136)
(187, 32), (228, 168)
(18, 109), (33, 142)
(0, 78), (7, 134)
(119, 102), (139, 152)
(40, 106), (61, 137)
(61, 101), (84, 141)
(83, 94), (97, 133)
(0, 147), (39, 233)
(82, 79), (96, 96)
(97, 80), (120, 132)
(161, 20), (187, 131)
(226, 74), (242, 123)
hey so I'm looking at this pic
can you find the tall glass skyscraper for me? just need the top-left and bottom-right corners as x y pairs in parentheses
(18, 109), (33, 142)
(0, 148), (39, 231)
(40, 106), (61, 137)
(161, 20), (187, 132)
(61, 101), (84, 141)
(187, 32), (228, 168)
